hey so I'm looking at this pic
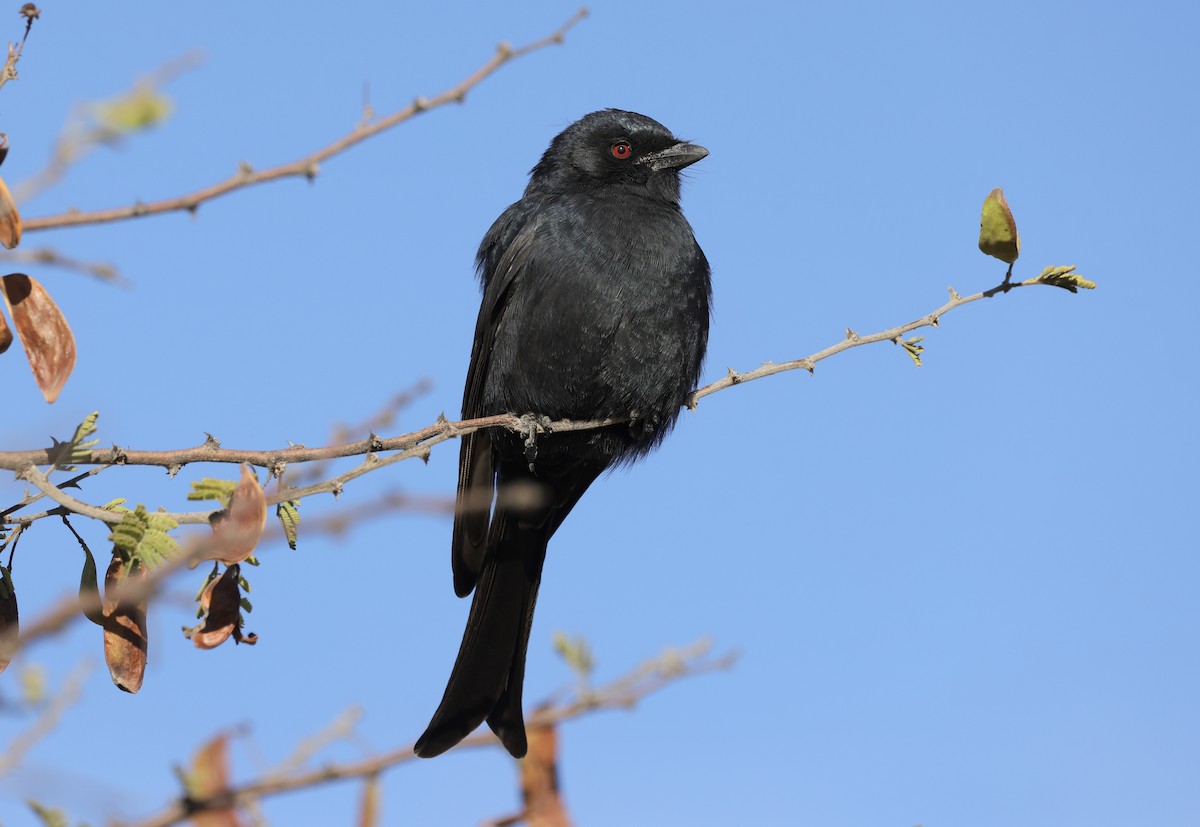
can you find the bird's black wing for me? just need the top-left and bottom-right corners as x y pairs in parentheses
(451, 214), (541, 597)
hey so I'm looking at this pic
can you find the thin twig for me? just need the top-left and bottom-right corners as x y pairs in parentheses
(1, 467), (108, 522)
(688, 279), (1023, 406)
(284, 378), (435, 488)
(11, 51), (205, 204)
(0, 247), (123, 282)
(0, 659), (92, 777)
(0, 5), (38, 95)
(21, 9), (589, 232)
(112, 638), (735, 827)
(264, 706), (363, 782)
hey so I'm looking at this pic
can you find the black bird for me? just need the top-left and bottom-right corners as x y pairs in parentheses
(414, 109), (711, 759)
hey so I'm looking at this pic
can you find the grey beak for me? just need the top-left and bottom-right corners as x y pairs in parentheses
(641, 141), (709, 172)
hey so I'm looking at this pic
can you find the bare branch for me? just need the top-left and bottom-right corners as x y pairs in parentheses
(688, 275), (1040, 406)
(0, 246), (123, 282)
(0, 659), (91, 777)
(20, 9), (590, 233)
(112, 638), (734, 827)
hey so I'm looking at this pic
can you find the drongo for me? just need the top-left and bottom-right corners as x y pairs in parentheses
(415, 109), (711, 758)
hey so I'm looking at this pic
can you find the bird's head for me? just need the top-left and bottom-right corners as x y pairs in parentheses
(528, 109), (707, 203)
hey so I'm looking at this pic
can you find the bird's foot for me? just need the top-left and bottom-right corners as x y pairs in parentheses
(519, 413), (552, 471)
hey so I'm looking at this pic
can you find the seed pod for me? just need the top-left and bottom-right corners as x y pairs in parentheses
(103, 555), (149, 693)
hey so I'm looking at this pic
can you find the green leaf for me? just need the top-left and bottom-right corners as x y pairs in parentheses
(20, 664), (47, 705)
(187, 478), (237, 507)
(1033, 264), (1096, 293)
(239, 596), (254, 613)
(45, 410), (101, 471)
(276, 500), (300, 550)
(552, 631), (595, 681)
(898, 335), (925, 367)
(108, 505), (179, 569)
(27, 800), (69, 827)
(93, 86), (174, 133)
(79, 543), (106, 627)
(978, 187), (1021, 265)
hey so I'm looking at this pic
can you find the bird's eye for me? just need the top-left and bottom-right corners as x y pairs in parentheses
(611, 142), (632, 159)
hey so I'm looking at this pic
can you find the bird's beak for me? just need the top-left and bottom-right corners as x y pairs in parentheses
(640, 141), (709, 172)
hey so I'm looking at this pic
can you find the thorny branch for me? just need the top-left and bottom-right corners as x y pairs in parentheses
(19, 8), (590, 232)
(2, 272), (1074, 533)
(112, 639), (735, 827)
(0, 273), (1084, 662)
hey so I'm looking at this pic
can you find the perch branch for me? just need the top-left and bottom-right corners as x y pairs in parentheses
(1, 273), (1074, 532)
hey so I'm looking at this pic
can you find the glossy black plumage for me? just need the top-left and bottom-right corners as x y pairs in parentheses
(414, 110), (711, 759)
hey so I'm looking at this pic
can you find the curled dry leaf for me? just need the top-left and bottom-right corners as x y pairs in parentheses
(103, 554), (149, 693)
(0, 175), (20, 249)
(186, 732), (249, 827)
(0, 273), (77, 403)
(0, 567), (17, 675)
(185, 564), (257, 650)
(207, 464), (267, 564)
(0, 309), (12, 354)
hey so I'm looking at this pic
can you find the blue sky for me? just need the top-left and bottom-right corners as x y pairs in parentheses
(1, 1), (1197, 825)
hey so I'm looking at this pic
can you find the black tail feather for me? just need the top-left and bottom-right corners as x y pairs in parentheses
(414, 514), (546, 759)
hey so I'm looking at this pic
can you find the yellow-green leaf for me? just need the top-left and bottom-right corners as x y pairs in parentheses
(1034, 264), (1096, 293)
(277, 500), (300, 550)
(27, 800), (69, 827)
(978, 187), (1020, 265)
(552, 631), (595, 680)
(45, 411), (100, 470)
(187, 477), (237, 506)
(898, 335), (925, 367)
(93, 86), (174, 133)
(108, 505), (179, 568)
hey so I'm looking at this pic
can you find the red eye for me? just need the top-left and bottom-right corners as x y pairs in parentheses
(611, 142), (632, 159)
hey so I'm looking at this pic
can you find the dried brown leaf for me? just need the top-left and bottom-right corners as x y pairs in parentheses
(0, 273), (77, 403)
(206, 465), (266, 564)
(103, 555), (148, 693)
(190, 733), (231, 796)
(188, 733), (248, 827)
(185, 565), (256, 649)
(0, 308), (12, 354)
(0, 176), (21, 249)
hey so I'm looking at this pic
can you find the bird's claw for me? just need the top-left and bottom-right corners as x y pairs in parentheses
(519, 413), (552, 471)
